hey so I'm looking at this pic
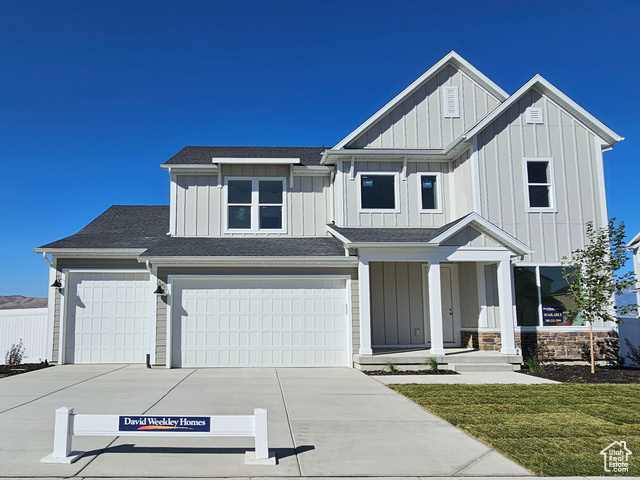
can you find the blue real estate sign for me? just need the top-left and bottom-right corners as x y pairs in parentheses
(542, 306), (565, 326)
(118, 416), (211, 432)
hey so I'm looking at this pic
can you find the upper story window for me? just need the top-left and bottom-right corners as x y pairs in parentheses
(419, 173), (442, 212)
(358, 173), (400, 212)
(524, 158), (555, 211)
(226, 178), (286, 232)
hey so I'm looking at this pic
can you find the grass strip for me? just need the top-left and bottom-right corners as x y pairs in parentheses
(390, 384), (639, 476)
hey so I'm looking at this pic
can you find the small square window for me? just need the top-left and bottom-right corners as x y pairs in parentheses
(360, 174), (396, 210)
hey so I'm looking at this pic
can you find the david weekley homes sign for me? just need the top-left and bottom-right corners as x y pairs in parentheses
(119, 415), (210, 432)
(41, 407), (275, 465)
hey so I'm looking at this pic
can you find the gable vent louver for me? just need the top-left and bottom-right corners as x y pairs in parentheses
(526, 107), (544, 124)
(442, 86), (460, 118)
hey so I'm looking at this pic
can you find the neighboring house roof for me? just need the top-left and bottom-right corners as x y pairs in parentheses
(139, 236), (345, 257)
(163, 146), (326, 167)
(34, 205), (347, 258)
(464, 74), (624, 147)
(333, 51), (509, 150)
(327, 212), (532, 256)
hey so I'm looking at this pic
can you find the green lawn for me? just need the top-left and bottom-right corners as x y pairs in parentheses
(390, 384), (640, 476)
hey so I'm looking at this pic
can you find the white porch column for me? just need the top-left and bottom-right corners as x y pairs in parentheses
(428, 261), (445, 356)
(497, 259), (518, 355)
(358, 257), (373, 355)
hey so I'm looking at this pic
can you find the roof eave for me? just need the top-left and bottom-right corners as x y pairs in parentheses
(139, 256), (358, 267)
(33, 248), (147, 257)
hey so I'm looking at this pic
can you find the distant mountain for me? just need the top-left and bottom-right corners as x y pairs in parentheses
(0, 296), (47, 310)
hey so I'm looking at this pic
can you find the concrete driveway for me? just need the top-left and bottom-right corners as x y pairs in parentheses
(0, 365), (532, 477)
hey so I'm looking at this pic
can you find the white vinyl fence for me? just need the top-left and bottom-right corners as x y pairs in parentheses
(0, 308), (49, 364)
(619, 317), (640, 367)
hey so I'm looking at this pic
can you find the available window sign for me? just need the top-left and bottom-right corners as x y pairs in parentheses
(362, 178), (374, 187)
(422, 179), (433, 188)
(542, 306), (567, 326)
(119, 416), (211, 432)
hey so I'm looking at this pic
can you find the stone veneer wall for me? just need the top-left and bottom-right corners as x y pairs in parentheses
(461, 330), (617, 360)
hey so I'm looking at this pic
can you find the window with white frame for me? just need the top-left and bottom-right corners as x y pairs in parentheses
(525, 158), (555, 210)
(514, 266), (581, 327)
(226, 178), (285, 231)
(358, 173), (399, 211)
(418, 173), (441, 211)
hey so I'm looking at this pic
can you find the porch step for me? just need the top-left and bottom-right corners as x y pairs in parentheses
(436, 354), (522, 364)
(451, 362), (519, 372)
(437, 354), (522, 364)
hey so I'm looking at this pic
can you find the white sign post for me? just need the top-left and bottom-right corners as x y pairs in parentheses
(41, 407), (276, 465)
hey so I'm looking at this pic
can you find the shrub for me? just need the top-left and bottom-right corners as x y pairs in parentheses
(384, 361), (399, 374)
(5, 340), (25, 366)
(423, 356), (439, 373)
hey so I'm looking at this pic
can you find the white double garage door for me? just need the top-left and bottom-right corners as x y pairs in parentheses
(64, 272), (350, 367)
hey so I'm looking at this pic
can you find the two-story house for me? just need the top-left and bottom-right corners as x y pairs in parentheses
(35, 51), (623, 369)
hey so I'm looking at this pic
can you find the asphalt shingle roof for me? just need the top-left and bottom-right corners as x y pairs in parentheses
(38, 205), (345, 257)
(139, 236), (345, 257)
(164, 146), (326, 167)
(327, 216), (469, 243)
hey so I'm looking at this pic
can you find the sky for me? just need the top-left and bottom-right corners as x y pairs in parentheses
(1, 0), (639, 298)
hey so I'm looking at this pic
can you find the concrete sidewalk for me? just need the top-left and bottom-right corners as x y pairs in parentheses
(0, 365), (533, 478)
(371, 370), (560, 384)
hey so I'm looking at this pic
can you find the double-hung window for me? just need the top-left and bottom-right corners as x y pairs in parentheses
(358, 173), (400, 212)
(226, 178), (285, 232)
(524, 158), (555, 211)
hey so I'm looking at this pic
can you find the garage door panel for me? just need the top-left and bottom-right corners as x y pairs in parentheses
(65, 272), (150, 364)
(172, 278), (348, 367)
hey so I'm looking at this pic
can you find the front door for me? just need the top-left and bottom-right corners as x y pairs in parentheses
(440, 265), (461, 346)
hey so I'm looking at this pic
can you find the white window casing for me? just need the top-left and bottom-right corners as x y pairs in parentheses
(356, 172), (401, 213)
(523, 157), (556, 212)
(224, 177), (287, 233)
(417, 172), (443, 213)
(442, 86), (460, 118)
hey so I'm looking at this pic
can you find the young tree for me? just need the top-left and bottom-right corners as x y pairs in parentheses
(562, 219), (637, 373)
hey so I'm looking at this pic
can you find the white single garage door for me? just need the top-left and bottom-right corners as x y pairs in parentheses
(64, 271), (150, 364)
(171, 277), (349, 367)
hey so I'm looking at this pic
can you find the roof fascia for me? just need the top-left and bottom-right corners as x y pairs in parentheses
(333, 51), (508, 150)
(320, 147), (467, 165)
(626, 231), (640, 249)
(33, 248), (146, 257)
(429, 212), (532, 256)
(212, 157), (300, 165)
(464, 75), (624, 147)
(138, 256), (358, 267)
(161, 164), (218, 172)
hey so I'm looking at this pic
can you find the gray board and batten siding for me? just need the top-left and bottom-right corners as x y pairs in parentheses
(349, 64), (501, 150)
(477, 88), (608, 263)
(172, 164), (331, 237)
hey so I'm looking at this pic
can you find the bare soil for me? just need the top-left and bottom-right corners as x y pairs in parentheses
(521, 364), (640, 383)
(0, 361), (51, 377)
(364, 369), (458, 375)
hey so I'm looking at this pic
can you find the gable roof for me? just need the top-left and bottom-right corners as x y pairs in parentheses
(327, 213), (532, 256)
(464, 74), (624, 147)
(163, 146), (326, 167)
(333, 51), (509, 150)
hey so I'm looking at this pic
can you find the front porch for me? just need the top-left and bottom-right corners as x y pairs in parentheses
(354, 348), (523, 372)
